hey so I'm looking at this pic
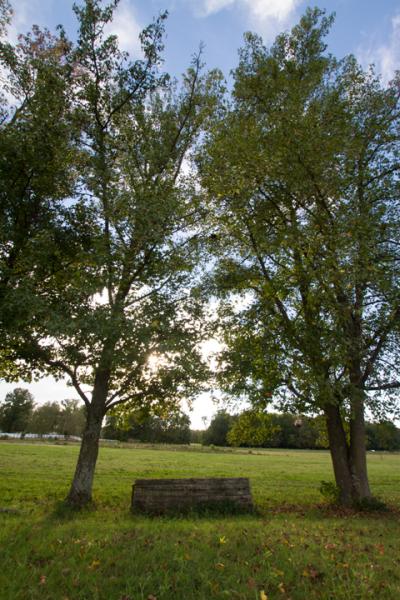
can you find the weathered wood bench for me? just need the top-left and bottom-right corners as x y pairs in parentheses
(131, 477), (253, 514)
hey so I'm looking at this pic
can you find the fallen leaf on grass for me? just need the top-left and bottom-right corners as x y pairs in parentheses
(88, 560), (101, 570)
(247, 578), (256, 589)
(278, 582), (286, 594)
(39, 575), (46, 585)
(215, 563), (225, 570)
(302, 565), (324, 581)
(260, 590), (268, 600)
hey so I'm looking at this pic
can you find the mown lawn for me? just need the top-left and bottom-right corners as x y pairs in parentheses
(0, 442), (399, 599)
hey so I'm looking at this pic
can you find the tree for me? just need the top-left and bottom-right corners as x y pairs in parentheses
(227, 410), (278, 447)
(366, 420), (400, 451)
(0, 387), (34, 432)
(202, 410), (235, 446)
(200, 9), (400, 504)
(0, 11), (76, 386)
(30, 402), (61, 435)
(58, 399), (86, 437)
(103, 408), (191, 444)
(1, 0), (221, 506)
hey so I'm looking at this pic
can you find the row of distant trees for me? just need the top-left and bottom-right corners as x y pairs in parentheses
(201, 411), (400, 452)
(2, 389), (398, 450)
(101, 407), (400, 451)
(0, 388), (85, 437)
(102, 411), (191, 445)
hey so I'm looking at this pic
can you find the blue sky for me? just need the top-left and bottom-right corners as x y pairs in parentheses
(2, 0), (399, 428)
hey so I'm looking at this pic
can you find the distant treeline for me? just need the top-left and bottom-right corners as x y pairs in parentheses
(102, 412), (191, 445)
(102, 408), (400, 451)
(200, 411), (400, 452)
(0, 388), (85, 437)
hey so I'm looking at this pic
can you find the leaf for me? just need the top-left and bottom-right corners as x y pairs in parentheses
(39, 575), (46, 585)
(247, 577), (256, 589)
(302, 565), (324, 581)
(88, 559), (100, 570)
(260, 591), (268, 600)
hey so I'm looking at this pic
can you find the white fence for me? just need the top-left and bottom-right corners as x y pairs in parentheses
(0, 432), (81, 441)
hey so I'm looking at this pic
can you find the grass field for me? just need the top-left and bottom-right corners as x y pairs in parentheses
(0, 442), (399, 600)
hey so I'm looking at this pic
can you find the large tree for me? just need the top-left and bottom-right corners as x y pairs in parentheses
(0, 387), (34, 432)
(200, 9), (400, 505)
(1, 0), (220, 506)
(0, 4), (76, 381)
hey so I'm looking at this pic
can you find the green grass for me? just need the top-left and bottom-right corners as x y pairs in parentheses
(0, 442), (399, 600)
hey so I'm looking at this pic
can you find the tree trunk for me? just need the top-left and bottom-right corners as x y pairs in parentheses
(66, 371), (109, 507)
(348, 387), (371, 501)
(66, 406), (103, 507)
(324, 402), (354, 506)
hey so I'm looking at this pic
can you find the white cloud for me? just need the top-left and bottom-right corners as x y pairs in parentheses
(244, 0), (301, 22)
(104, 1), (142, 57)
(4, 0), (36, 44)
(358, 13), (400, 84)
(198, 0), (301, 23)
(202, 0), (235, 16)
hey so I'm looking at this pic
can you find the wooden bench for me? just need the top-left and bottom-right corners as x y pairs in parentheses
(131, 477), (253, 514)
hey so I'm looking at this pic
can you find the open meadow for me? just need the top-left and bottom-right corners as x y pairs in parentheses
(0, 441), (399, 600)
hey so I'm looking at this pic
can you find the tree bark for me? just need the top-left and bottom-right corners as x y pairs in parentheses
(348, 386), (371, 500)
(66, 371), (109, 507)
(324, 402), (354, 506)
(66, 407), (103, 507)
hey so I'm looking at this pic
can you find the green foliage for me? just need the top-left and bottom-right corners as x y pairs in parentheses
(202, 410), (235, 446)
(57, 400), (86, 437)
(319, 480), (340, 505)
(0, 0), (222, 434)
(227, 410), (279, 447)
(366, 421), (400, 451)
(200, 7), (400, 503)
(103, 409), (191, 444)
(0, 388), (34, 432)
(29, 402), (61, 435)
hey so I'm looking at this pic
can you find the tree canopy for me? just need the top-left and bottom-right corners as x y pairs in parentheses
(200, 8), (400, 504)
(0, 387), (34, 432)
(0, 0), (222, 506)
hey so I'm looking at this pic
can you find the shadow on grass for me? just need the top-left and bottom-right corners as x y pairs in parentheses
(46, 496), (399, 525)
(129, 499), (261, 521)
(48, 499), (98, 522)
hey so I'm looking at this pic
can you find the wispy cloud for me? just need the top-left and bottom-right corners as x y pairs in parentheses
(187, 0), (302, 40)
(5, 0), (36, 44)
(104, 1), (142, 57)
(357, 13), (400, 84)
(197, 0), (301, 23)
